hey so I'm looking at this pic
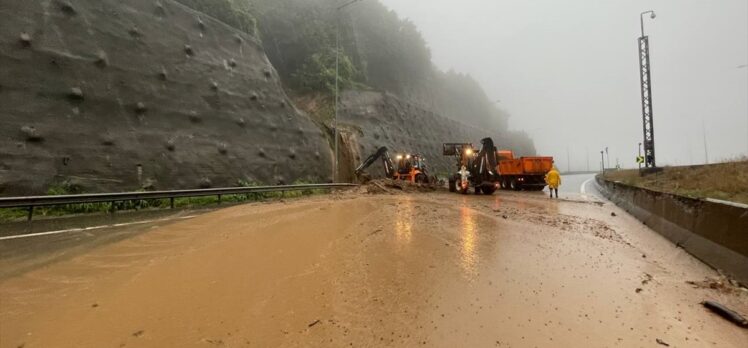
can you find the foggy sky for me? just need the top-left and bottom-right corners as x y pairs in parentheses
(378, 0), (748, 170)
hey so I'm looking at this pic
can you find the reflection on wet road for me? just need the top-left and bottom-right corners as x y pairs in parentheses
(1, 192), (746, 348)
(394, 197), (414, 246)
(459, 206), (479, 278)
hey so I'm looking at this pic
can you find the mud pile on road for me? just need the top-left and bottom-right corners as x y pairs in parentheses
(687, 275), (746, 294)
(357, 179), (445, 195)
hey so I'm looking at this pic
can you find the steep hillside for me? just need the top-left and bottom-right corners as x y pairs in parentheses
(250, 0), (517, 131)
(338, 91), (536, 181)
(0, 0), (535, 195)
(0, 0), (332, 195)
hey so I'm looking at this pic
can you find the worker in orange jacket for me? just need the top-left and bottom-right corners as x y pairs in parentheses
(545, 167), (561, 199)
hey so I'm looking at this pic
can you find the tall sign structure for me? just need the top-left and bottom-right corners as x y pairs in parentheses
(638, 11), (657, 168)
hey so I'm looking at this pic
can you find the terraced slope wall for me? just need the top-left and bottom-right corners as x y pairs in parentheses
(0, 0), (332, 195)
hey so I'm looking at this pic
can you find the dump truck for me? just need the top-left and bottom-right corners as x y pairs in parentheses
(496, 150), (554, 191)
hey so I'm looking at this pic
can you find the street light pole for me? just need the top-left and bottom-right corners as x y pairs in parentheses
(605, 147), (610, 170)
(639, 10), (657, 169)
(702, 119), (709, 164)
(586, 147), (590, 172)
(333, 0), (363, 183)
(600, 150), (605, 175)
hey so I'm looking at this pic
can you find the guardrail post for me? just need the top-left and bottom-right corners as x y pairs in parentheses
(170, 197), (175, 209)
(27, 206), (33, 222)
(110, 201), (116, 214)
(217, 194), (222, 205)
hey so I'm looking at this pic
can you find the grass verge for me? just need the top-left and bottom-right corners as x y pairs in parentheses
(0, 181), (329, 223)
(602, 160), (748, 204)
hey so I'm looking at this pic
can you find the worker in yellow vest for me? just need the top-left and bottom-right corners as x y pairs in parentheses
(545, 166), (561, 199)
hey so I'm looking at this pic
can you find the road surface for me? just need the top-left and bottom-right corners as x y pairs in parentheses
(1, 176), (746, 347)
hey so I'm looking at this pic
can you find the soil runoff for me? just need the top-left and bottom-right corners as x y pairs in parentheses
(1, 179), (746, 347)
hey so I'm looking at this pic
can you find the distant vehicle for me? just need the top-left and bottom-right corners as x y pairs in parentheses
(443, 138), (500, 195)
(496, 150), (554, 191)
(355, 146), (434, 183)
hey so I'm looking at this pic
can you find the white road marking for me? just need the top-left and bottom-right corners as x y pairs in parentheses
(580, 178), (594, 200)
(0, 215), (197, 241)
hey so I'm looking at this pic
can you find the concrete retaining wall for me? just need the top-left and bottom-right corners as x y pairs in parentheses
(596, 176), (748, 284)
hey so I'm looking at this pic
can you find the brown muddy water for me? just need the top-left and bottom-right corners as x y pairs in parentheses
(1, 190), (746, 347)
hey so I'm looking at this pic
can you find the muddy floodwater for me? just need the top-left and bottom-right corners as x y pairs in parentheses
(1, 189), (747, 347)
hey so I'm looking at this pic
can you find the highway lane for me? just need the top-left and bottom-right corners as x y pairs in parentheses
(1, 187), (746, 347)
(542, 172), (604, 200)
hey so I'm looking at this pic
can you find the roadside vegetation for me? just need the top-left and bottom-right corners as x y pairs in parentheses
(0, 180), (329, 223)
(173, 0), (536, 155)
(603, 159), (748, 204)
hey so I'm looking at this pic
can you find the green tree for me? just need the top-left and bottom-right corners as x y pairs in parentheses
(293, 48), (357, 94)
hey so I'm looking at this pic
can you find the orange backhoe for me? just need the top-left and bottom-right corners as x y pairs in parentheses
(354, 147), (434, 184)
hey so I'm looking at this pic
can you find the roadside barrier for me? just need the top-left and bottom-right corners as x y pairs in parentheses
(0, 184), (358, 222)
(596, 176), (748, 285)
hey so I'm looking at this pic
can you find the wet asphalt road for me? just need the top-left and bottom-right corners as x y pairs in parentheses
(542, 172), (603, 200)
(1, 178), (746, 347)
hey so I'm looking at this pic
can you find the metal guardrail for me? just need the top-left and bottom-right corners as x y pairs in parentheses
(0, 183), (358, 221)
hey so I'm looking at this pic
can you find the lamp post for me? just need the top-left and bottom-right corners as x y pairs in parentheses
(702, 119), (709, 164)
(333, 0), (363, 183)
(640, 10), (656, 38)
(586, 147), (590, 172)
(605, 147), (610, 170)
(600, 150), (605, 175)
(639, 10), (657, 168)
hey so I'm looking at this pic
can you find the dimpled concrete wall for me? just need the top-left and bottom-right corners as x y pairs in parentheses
(0, 0), (332, 195)
(338, 90), (517, 180)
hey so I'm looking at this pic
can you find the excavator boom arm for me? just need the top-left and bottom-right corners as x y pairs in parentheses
(355, 147), (396, 178)
(474, 137), (498, 176)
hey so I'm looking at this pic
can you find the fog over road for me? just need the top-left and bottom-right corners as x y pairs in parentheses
(1, 186), (746, 347)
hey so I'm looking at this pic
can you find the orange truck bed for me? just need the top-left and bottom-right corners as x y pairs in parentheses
(498, 157), (554, 175)
(496, 151), (554, 190)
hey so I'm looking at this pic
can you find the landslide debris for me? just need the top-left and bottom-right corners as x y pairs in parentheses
(687, 275), (746, 295)
(356, 179), (444, 195)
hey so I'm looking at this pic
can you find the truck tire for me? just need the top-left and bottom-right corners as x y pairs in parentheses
(510, 179), (521, 191)
(482, 184), (496, 195)
(448, 178), (456, 192)
(474, 185), (482, 195)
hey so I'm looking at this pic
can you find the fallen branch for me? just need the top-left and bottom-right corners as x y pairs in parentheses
(701, 300), (748, 328)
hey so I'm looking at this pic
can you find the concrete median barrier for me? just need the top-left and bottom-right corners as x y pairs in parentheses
(596, 175), (748, 285)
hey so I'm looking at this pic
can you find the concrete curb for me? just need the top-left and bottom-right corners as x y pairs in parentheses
(595, 175), (748, 285)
